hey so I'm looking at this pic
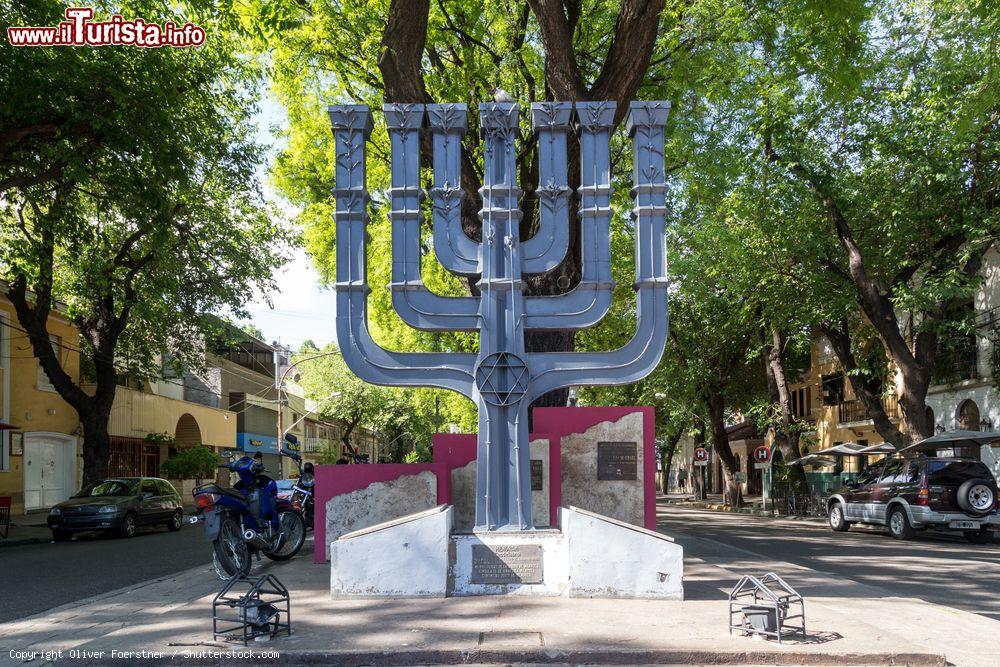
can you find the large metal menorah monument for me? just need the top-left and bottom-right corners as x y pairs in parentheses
(329, 100), (670, 533)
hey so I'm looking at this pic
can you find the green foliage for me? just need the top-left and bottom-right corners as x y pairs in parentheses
(143, 432), (175, 448)
(160, 445), (219, 482)
(0, 0), (292, 380)
(293, 343), (476, 454)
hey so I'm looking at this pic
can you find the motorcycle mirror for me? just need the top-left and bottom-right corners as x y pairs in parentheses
(283, 433), (299, 445)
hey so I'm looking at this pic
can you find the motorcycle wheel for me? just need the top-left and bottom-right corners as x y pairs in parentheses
(213, 515), (252, 577)
(264, 508), (306, 561)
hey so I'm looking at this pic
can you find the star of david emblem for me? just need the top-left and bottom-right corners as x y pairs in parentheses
(475, 352), (529, 406)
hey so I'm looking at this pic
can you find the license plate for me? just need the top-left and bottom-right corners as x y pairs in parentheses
(949, 520), (980, 529)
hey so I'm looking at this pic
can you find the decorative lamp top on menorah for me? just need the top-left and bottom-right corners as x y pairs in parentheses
(329, 100), (670, 531)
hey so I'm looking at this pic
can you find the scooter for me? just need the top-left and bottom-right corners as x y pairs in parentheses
(287, 452), (315, 531)
(190, 439), (307, 577)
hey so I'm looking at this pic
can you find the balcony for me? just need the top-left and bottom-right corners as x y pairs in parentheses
(838, 395), (900, 425)
(932, 345), (978, 386)
(304, 436), (336, 453)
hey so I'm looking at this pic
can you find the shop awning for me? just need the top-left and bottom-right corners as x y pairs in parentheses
(812, 442), (866, 456)
(897, 430), (1000, 455)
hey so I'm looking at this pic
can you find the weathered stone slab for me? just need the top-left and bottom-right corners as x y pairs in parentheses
(560, 412), (645, 526)
(324, 470), (437, 560)
(451, 438), (551, 531)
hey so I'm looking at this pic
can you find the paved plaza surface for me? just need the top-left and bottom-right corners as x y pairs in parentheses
(1, 499), (998, 665)
(660, 504), (1000, 622)
(0, 520), (212, 624)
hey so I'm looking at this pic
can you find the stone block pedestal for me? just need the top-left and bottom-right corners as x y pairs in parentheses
(449, 529), (567, 596)
(330, 504), (683, 600)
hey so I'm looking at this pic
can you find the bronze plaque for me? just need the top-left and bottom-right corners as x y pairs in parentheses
(470, 544), (543, 584)
(597, 441), (638, 480)
(530, 459), (544, 491)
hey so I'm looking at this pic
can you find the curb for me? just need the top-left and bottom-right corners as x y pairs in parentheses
(63, 648), (948, 666)
(665, 501), (827, 523)
(0, 535), (48, 548)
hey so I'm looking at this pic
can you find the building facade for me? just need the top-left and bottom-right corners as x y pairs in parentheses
(0, 291), (82, 515)
(772, 248), (1000, 487)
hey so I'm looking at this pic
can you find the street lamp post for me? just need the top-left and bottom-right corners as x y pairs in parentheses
(275, 349), (343, 450)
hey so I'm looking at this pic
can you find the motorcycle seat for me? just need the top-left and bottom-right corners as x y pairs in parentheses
(197, 484), (245, 501)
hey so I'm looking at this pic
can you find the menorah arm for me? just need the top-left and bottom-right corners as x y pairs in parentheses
(524, 102), (616, 330)
(427, 104), (481, 276)
(337, 289), (477, 399)
(330, 103), (476, 399)
(385, 104), (480, 332)
(526, 101), (671, 397)
(520, 103), (573, 275)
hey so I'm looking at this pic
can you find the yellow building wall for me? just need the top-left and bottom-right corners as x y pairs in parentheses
(0, 298), (82, 514)
(766, 334), (889, 478)
(104, 385), (237, 449)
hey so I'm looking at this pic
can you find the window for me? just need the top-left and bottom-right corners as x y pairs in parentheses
(820, 373), (845, 406)
(790, 387), (812, 419)
(878, 459), (905, 484)
(36, 334), (62, 391)
(158, 480), (178, 497)
(856, 460), (885, 487)
(817, 337), (837, 364)
(958, 400), (981, 431)
(161, 354), (180, 379)
(141, 479), (158, 497)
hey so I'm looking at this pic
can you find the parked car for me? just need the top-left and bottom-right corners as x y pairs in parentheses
(275, 478), (295, 501)
(827, 456), (998, 543)
(47, 477), (184, 541)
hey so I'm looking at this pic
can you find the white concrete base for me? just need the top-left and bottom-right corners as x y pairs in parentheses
(449, 530), (567, 596)
(329, 504), (683, 599)
(563, 505), (684, 599)
(330, 504), (452, 598)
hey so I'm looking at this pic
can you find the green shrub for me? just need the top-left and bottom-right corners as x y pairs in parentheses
(160, 445), (219, 482)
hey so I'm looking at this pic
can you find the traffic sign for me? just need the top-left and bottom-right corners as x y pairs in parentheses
(693, 447), (710, 466)
(752, 444), (772, 468)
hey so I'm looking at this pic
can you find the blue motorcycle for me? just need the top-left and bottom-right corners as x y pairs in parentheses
(191, 439), (307, 577)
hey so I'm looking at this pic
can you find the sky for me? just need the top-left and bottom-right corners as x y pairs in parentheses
(240, 94), (337, 350)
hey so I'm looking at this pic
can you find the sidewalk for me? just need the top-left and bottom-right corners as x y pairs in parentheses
(3, 533), (994, 666)
(1, 513), (53, 548)
(662, 493), (828, 522)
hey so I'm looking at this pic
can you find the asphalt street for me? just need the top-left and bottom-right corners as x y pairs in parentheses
(0, 519), (213, 623)
(659, 504), (1000, 621)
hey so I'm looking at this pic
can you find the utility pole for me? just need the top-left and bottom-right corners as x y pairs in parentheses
(434, 395), (441, 434)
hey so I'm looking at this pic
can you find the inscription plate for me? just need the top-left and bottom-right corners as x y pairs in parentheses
(530, 459), (544, 491)
(470, 544), (543, 584)
(597, 441), (638, 480)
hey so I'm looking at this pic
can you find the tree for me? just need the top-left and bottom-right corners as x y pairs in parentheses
(160, 445), (219, 485)
(255, 0), (742, 411)
(0, 1), (290, 485)
(689, 0), (1000, 446)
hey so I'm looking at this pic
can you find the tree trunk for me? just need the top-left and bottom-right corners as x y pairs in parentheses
(764, 328), (807, 489)
(658, 425), (684, 493)
(80, 408), (112, 487)
(704, 391), (742, 508)
(820, 322), (910, 449)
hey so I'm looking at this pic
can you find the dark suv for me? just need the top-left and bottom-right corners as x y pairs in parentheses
(827, 457), (998, 543)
